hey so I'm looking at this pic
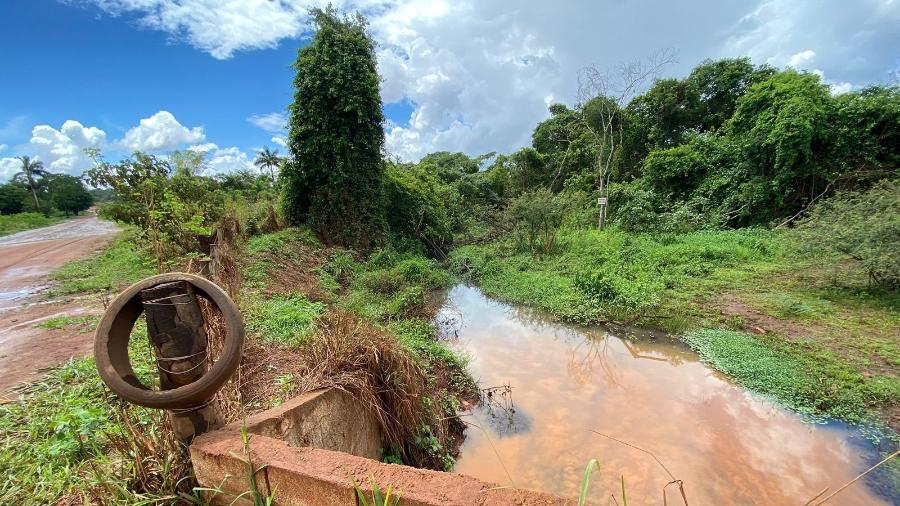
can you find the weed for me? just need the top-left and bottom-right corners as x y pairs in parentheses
(34, 314), (99, 330)
(350, 474), (401, 506)
(244, 294), (324, 347)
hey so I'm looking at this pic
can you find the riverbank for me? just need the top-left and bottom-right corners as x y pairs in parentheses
(448, 226), (899, 434)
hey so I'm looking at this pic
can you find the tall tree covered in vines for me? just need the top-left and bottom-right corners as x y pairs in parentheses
(283, 7), (385, 248)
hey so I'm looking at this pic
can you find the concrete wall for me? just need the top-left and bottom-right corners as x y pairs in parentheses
(191, 388), (568, 505)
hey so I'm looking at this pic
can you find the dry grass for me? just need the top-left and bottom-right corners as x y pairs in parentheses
(292, 310), (448, 468)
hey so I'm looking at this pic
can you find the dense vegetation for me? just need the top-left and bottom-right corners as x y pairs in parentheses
(2, 6), (897, 504)
(283, 7), (386, 249)
(0, 156), (94, 235)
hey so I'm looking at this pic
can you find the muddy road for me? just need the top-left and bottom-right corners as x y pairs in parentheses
(0, 215), (118, 399)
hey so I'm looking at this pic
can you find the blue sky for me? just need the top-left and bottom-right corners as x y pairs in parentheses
(1, 0), (897, 179)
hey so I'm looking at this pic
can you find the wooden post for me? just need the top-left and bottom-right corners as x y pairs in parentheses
(141, 280), (222, 442)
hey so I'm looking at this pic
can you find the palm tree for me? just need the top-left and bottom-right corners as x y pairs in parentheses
(254, 147), (282, 184)
(15, 156), (50, 210)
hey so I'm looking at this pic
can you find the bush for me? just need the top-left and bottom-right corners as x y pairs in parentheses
(0, 183), (28, 215)
(796, 179), (900, 289)
(384, 164), (455, 256)
(505, 188), (566, 255)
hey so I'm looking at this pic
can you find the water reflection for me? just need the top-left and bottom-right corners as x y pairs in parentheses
(444, 285), (895, 505)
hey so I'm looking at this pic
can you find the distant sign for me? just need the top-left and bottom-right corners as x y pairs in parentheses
(598, 197), (608, 205)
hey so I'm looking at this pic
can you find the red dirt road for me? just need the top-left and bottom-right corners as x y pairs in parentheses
(0, 215), (118, 399)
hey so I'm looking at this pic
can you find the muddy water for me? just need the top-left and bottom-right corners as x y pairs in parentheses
(442, 285), (894, 505)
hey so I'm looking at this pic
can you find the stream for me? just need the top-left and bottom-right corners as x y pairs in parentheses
(439, 285), (896, 505)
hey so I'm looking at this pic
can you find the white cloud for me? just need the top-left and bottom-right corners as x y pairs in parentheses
(28, 120), (107, 172)
(0, 144), (7, 153)
(74, 0), (900, 160)
(188, 142), (255, 174)
(788, 50), (816, 68)
(207, 146), (255, 174)
(248, 112), (288, 134)
(119, 111), (205, 152)
(1, 157), (20, 181)
(85, 0), (311, 59)
(271, 136), (287, 149)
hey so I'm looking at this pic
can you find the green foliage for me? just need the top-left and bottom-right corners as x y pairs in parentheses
(505, 188), (566, 255)
(47, 174), (92, 216)
(350, 475), (400, 506)
(384, 163), (455, 256)
(0, 183), (27, 214)
(451, 227), (783, 324)
(35, 314), (99, 331)
(86, 151), (228, 262)
(682, 329), (898, 422)
(0, 212), (62, 237)
(245, 294), (325, 347)
(283, 7), (385, 249)
(796, 179), (900, 288)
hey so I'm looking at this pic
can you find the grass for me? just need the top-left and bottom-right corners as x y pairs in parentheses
(35, 314), (100, 330)
(244, 294), (324, 347)
(0, 212), (63, 237)
(450, 226), (785, 327)
(0, 332), (191, 505)
(48, 228), (155, 296)
(240, 228), (475, 470)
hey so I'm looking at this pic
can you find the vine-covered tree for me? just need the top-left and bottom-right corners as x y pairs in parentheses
(283, 7), (385, 248)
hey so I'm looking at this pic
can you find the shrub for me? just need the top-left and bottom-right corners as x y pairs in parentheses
(0, 183), (27, 215)
(796, 179), (900, 289)
(505, 188), (566, 255)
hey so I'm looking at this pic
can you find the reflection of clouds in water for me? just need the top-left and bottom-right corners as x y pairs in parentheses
(448, 285), (889, 505)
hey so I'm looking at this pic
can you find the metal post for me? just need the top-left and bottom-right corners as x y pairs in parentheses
(141, 280), (222, 442)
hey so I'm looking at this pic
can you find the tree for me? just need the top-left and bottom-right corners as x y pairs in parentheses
(254, 146), (282, 184)
(14, 156), (50, 210)
(0, 183), (28, 214)
(283, 7), (385, 249)
(575, 51), (674, 228)
(47, 174), (93, 216)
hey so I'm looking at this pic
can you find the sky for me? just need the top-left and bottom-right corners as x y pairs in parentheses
(1, 0), (898, 180)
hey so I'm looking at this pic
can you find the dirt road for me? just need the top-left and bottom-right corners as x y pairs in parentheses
(0, 215), (118, 399)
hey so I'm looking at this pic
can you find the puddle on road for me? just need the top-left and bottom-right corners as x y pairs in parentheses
(441, 285), (896, 505)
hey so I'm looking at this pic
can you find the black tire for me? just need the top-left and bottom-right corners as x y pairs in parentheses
(94, 272), (244, 409)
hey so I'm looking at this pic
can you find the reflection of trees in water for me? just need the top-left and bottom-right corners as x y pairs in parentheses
(568, 332), (619, 386)
(567, 328), (692, 384)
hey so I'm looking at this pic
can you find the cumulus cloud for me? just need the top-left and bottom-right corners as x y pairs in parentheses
(70, 0), (900, 159)
(188, 142), (255, 174)
(0, 157), (21, 181)
(82, 0), (310, 59)
(248, 112), (288, 134)
(119, 110), (205, 152)
(271, 136), (288, 149)
(788, 50), (816, 68)
(28, 120), (107, 172)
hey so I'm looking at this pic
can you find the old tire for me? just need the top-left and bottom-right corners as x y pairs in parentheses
(94, 272), (244, 409)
